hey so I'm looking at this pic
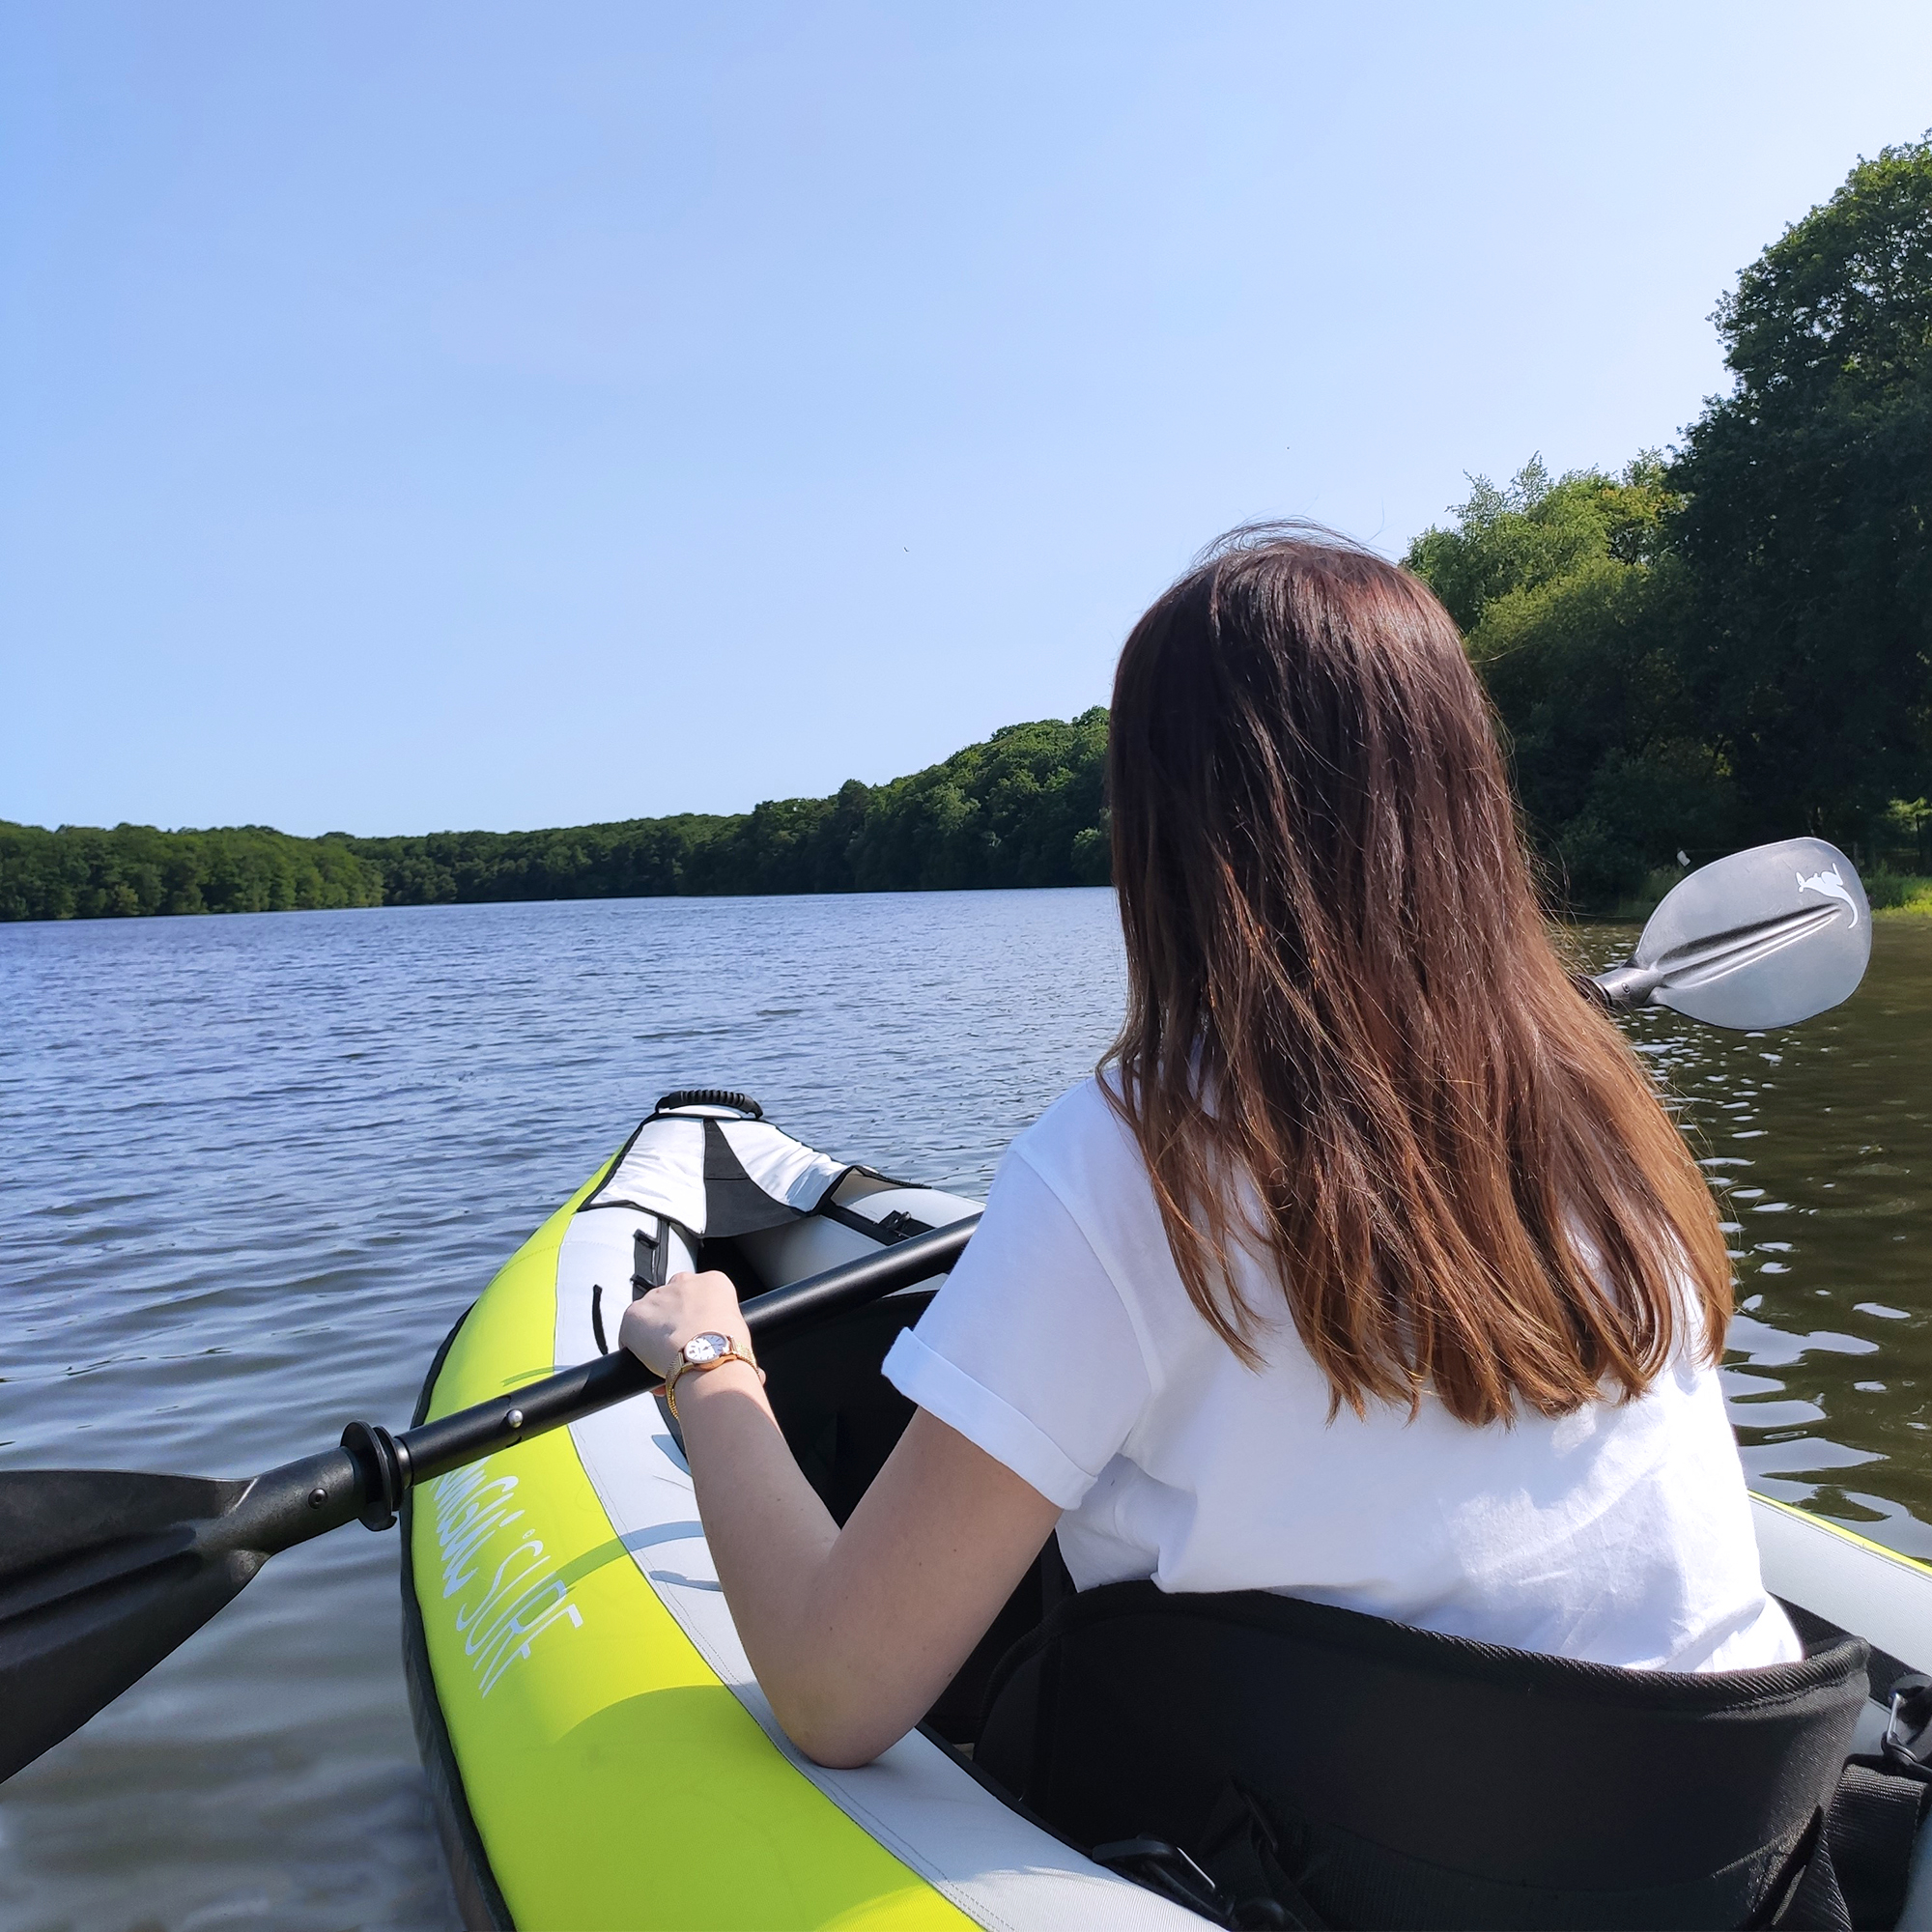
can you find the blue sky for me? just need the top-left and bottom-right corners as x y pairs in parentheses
(5, 4), (1931, 838)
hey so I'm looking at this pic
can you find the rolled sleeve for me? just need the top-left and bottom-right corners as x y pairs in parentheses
(879, 1144), (1151, 1511)
(883, 1327), (1096, 1508)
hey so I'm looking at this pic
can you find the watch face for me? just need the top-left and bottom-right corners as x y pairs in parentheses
(683, 1331), (729, 1365)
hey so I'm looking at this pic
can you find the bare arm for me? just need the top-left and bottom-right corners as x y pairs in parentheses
(620, 1270), (1062, 1768)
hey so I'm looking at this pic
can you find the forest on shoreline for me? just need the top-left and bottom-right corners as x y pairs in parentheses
(6, 140), (1929, 924)
(0, 712), (1111, 920)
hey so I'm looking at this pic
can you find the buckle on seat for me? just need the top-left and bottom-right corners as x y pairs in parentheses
(1092, 1837), (1294, 1928)
(1883, 1672), (1932, 1772)
(1093, 1837), (1222, 1909)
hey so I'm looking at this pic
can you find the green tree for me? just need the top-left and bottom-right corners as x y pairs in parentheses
(0, 821), (385, 921)
(847, 710), (1109, 893)
(1670, 136), (1932, 842)
(1406, 458), (1727, 903)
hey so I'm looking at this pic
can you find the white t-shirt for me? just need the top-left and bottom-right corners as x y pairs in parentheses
(883, 1077), (1799, 1673)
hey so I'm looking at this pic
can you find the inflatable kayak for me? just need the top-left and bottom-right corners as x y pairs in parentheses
(403, 1094), (1932, 1931)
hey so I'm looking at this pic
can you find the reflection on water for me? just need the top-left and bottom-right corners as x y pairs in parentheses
(0, 895), (1926, 1928)
(1570, 921), (1932, 1553)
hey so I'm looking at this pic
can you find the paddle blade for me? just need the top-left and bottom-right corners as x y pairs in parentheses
(1631, 838), (1871, 1030)
(0, 1469), (257, 1781)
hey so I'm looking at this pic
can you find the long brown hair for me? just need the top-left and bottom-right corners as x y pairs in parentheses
(1105, 526), (1730, 1426)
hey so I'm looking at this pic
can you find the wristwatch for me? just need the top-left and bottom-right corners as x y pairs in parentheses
(662, 1331), (763, 1420)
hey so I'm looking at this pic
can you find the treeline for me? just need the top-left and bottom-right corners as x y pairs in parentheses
(0, 712), (1111, 922)
(8, 140), (1930, 923)
(1402, 137), (1932, 904)
(0, 820), (385, 921)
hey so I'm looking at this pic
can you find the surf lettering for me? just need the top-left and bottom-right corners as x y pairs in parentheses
(477, 1588), (584, 1697)
(434, 1469), (525, 1597)
(462, 1561), (562, 1665)
(454, 1537), (550, 1636)
(429, 1456), (582, 1694)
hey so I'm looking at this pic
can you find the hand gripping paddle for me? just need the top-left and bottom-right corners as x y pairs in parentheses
(0, 841), (1876, 1782)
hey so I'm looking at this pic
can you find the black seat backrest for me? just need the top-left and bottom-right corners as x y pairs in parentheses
(977, 1581), (1868, 1930)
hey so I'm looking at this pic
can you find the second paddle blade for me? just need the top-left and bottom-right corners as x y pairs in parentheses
(1635, 838), (1872, 1031)
(0, 1468), (257, 1782)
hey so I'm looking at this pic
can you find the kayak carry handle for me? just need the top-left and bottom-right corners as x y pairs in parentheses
(652, 1089), (763, 1119)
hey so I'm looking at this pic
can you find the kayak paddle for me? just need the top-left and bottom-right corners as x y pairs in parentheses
(0, 1214), (977, 1784)
(1584, 838), (1870, 1030)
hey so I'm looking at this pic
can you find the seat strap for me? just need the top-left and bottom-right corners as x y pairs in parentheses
(1773, 1750), (1931, 1931)
(1193, 1782), (1327, 1930)
(1773, 1808), (1849, 1931)
(1826, 1758), (1930, 1931)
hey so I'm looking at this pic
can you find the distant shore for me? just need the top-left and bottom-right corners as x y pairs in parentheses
(0, 714), (1111, 923)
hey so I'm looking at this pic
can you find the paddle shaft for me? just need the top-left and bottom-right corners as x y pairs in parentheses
(263, 840), (1864, 1545)
(270, 1211), (982, 1554)
(162, 838), (1872, 1555)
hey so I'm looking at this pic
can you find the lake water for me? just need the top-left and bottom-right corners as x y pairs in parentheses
(1, 894), (1927, 1931)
